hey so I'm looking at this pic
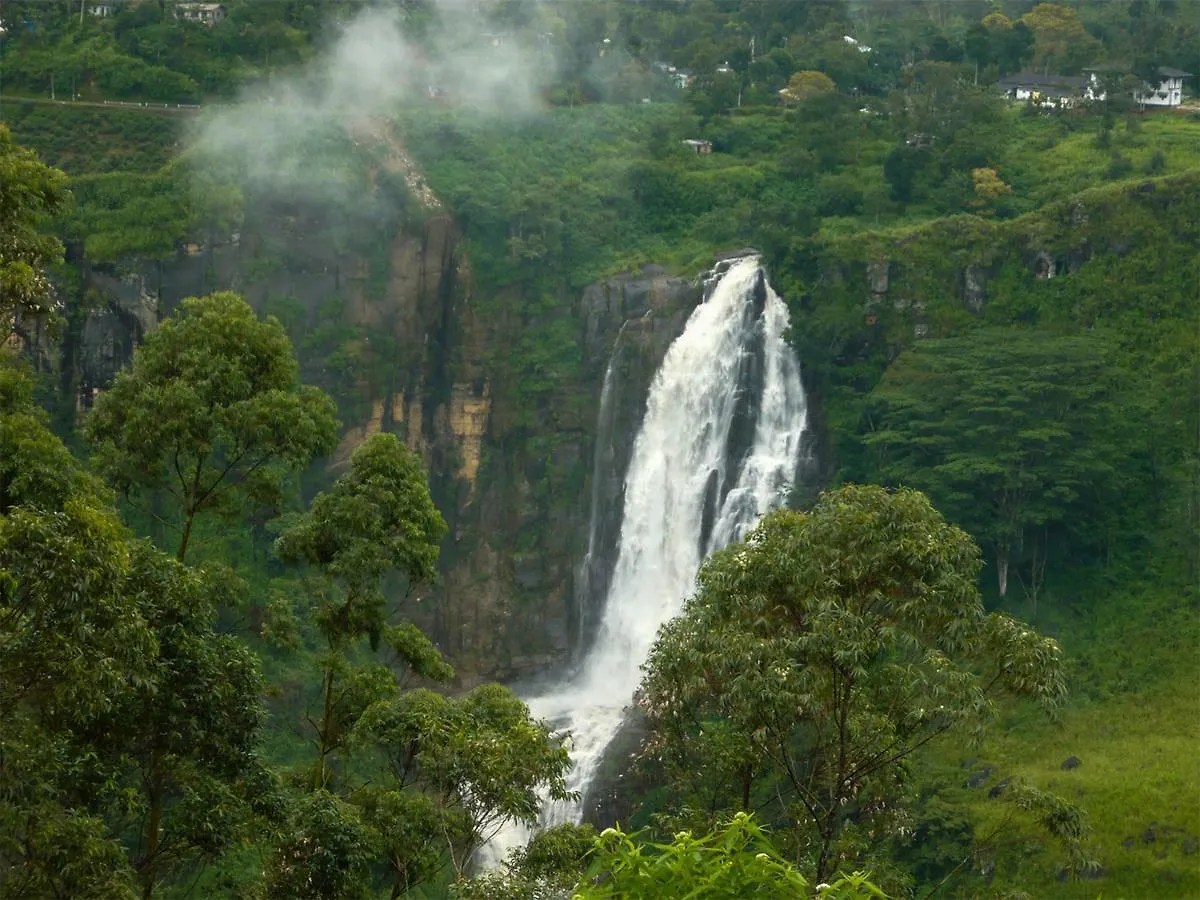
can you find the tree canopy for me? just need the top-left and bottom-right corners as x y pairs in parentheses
(271, 432), (570, 897)
(640, 484), (1068, 884)
(85, 291), (339, 561)
(0, 361), (267, 900)
(863, 329), (1130, 602)
(0, 124), (69, 332)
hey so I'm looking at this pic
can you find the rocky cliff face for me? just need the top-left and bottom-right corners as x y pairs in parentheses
(430, 266), (702, 685)
(50, 188), (702, 686)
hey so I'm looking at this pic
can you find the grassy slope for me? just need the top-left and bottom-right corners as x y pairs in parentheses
(916, 573), (1200, 898)
(983, 671), (1199, 898)
(2, 98), (181, 174)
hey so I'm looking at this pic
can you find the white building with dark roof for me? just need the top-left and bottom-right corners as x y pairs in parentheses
(175, 2), (225, 26)
(1085, 64), (1192, 108)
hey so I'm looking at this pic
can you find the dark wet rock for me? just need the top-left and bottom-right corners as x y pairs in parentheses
(989, 777), (1012, 799)
(513, 555), (543, 589)
(621, 279), (653, 318)
(1060, 756), (1082, 770)
(1032, 250), (1056, 279)
(1182, 836), (1198, 855)
(965, 766), (993, 788)
(714, 247), (760, 263)
(1122, 836), (1135, 850)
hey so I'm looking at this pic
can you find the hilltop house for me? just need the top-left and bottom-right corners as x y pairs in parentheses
(1085, 64), (1191, 108)
(682, 139), (713, 155)
(996, 71), (1091, 107)
(673, 69), (695, 89)
(175, 2), (225, 26)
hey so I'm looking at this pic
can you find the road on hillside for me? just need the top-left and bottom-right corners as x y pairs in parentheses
(1, 95), (204, 115)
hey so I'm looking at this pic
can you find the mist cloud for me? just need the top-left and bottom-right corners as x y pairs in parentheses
(190, 3), (554, 202)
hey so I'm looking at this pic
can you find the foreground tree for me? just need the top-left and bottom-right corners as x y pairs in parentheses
(354, 684), (572, 894)
(0, 358), (146, 898)
(640, 485), (1069, 884)
(451, 823), (596, 900)
(86, 291), (339, 562)
(275, 432), (450, 789)
(271, 433), (569, 896)
(0, 360), (267, 900)
(113, 544), (266, 900)
(575, 814), (884, 900)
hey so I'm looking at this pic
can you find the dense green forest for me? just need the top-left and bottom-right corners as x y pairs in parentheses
(1, 0), (1198, 898)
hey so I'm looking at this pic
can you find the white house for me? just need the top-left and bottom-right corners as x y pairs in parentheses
(1137, 66), (1189, 107)
(88, 2), (117, 17)
(1085, 65), (1192, 108)
(175, 2), (225, 26)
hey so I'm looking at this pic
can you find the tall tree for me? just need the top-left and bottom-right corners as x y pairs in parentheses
(85, 291), (339, 562)
(862, 329), (1129, 602)
(640, 485), (1071, 884)
(1019, 3), (1101, 73)
(0, 360), (267, 900)
(0, 125), (69, 334)
(354, 683), (573, 895)
(111, 544), (266, 900)
(275, 432), (449, 789)
(272, 432), (570, 896)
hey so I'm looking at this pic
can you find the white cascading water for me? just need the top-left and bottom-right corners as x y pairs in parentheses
(483, 256), (807, 862)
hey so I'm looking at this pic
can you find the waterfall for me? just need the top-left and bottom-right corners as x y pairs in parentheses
(572, 322), (625, 662)
(483, 256), (807, 863)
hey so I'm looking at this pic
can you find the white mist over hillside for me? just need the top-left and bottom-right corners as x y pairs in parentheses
(190, 2), (554, 199)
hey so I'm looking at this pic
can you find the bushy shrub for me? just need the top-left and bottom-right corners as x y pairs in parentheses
(816, 172), (865, 217)
(1105, 150), (1133, 180)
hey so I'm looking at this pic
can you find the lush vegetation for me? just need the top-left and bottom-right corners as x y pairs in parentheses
(640, 485), (1085, 893)
(0, 124), (68, 327)
(0, 296), (572, 900)
(2, 0), (1198, 897)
